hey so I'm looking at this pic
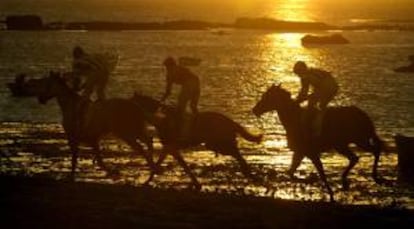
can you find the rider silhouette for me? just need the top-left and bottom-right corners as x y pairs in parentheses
(293, 61), (338, 138)
(72, 46), (116, 101)
(161, 57), (200, 142)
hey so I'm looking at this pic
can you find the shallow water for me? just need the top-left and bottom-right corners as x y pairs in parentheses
(1, 122), (413, 208)
(0, 30), (414, 207)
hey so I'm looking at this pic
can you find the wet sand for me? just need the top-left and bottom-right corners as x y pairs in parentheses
(1, 174), (414, 229)
(1, 121), (413, 227)
(2, 121), (414, 208)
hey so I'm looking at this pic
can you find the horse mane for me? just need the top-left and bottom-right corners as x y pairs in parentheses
(50, 71), (91, 101)
(132, 91), (178, 114)
(275, 86), (302, 114)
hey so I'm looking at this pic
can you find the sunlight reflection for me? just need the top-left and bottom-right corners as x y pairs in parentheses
(256, 32), (327, 94)
(263, 138), (286, 149)
(277, 33), (304, 48)
(271, 0), (312, 22)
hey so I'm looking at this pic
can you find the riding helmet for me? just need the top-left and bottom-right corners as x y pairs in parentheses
(293, 61), (307, 74)
(163, 57), (176, 67)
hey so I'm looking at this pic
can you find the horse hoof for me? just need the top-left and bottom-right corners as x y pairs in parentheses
(107, 169), (121, 178)
(250, 175), (262, 184)
(374, 177), (385, 185)
(375, 177), (393, 186)
(65, 174), (76, 182)
(193, 183), (202, 191)
(155, 167), (163, 175)
(342, 182), (350, 191)
(287, 171), (295, 179)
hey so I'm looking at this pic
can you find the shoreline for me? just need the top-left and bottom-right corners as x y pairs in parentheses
(2, 16), (414, 32)
(1, 174), (414, 228)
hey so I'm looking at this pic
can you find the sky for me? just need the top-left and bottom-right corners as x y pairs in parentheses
(1, 0), (414, 25)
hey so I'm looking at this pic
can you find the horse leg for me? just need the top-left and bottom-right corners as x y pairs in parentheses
(68, 139), (79, 181)
(234, 153), (255, 181)
(309, 155), (334, 202)
(208, 141), (255, 181)
(155, 150), (168, 167)
(372, 152), (380, 183)
(171, 150), (201, 190)
(356, 139), (382, 184)
(91, 142), (116, 175)
(125, 137), (161, 185)
(229, 145), (256, 182)
(144, 149), (169, 185)
(124, 137), (157, 171)
(288, 152), (305, 178)
(138, 134), (163, 174)
(138, 132), (154, 154)
(335, 145), (359, 190)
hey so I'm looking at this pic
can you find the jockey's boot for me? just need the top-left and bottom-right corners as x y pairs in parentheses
(312, 109), (326, 138)
(177, 114), (193, 144)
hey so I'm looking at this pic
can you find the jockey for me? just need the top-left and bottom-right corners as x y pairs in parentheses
(293, 61), (338, 137)
(161, 56), (200, 115)
(294, 61), (338, 110)
(161, 56), (200, 142)
(72, 46), (117, 101)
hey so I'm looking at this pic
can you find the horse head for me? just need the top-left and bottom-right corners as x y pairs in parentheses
(252, 84), (293, 117)
(27, 71), (69, 104)
(131, 92), (162, 114)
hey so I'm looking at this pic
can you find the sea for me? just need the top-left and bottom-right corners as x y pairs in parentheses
(1, 0), (414, 207)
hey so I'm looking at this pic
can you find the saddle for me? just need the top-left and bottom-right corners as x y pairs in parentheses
(76, 97), (96, 132)
(300, 108), (325, 139)
(179, 113), (194, 140)
(167, 112), (195, 143)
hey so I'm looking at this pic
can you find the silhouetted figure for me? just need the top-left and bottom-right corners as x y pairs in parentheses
(394, 55), (414, 73)
(294, 61), (338, 137)
(72, 46), (117, 101)
(161, 57), (200, 114)
(161, 57), (200, 141)
(132, 93), (262, 189)
(19, 71), (158, 180)
(7, 74), (28, 97)
(395, 134), (414, 184)
(253, 85), (384, 202)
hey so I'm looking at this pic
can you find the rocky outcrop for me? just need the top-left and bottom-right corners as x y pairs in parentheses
(5, 15), (44, 30)
(301, 34), (350, 46)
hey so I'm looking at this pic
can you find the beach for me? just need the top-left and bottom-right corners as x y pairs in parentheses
(1, 0), (414, 226)
(2, 174), (414, 229)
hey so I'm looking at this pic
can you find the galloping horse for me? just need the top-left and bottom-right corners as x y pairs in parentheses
(253, 84), (384, 201)
(131, 93), (262, 189)
(22, 71), (158, 180)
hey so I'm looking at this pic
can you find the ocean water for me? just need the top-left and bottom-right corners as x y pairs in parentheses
(1, 29), (414, 206)
(1, 30), (413, 135)
(1, 0), (414, 206)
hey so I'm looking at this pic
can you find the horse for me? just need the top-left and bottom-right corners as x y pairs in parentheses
(131, 93), (263, 189)
(21, 71), (158, 180)
(252, 84), (384, 201)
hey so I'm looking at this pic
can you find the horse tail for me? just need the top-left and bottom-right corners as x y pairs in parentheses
(355, 106), (387, 153)
(232, 121), (263, 143)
